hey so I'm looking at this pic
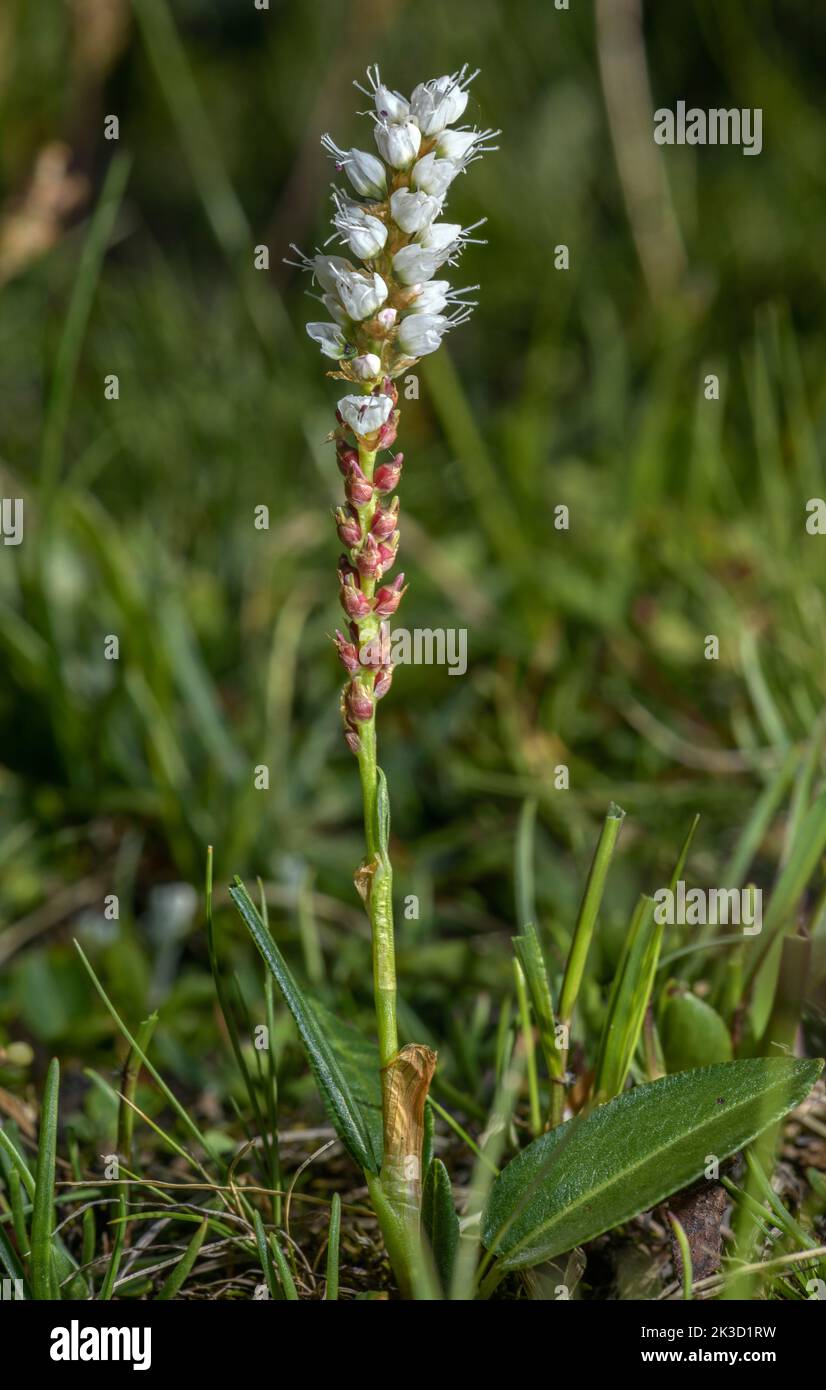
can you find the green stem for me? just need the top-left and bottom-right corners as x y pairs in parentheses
(353, 440), (398, 1072)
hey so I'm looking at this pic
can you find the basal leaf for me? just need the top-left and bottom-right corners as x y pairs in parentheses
(230, 879), (381, 1173)
(422, 1157), (460, 1295)
(482, 1057), (822, 1271)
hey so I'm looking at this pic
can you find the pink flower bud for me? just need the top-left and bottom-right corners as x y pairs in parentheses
(334, 629), (361, 676)
(345, 461), (374, 506)
(374, 574), (407, 617)
(346, 679), (374, 723)
(376, 537), (398, 575)
(335, 505), (362, 547)
(374, 665), (394, 700)
(359, 621), (391, 669)
(339, 576), (371, 619)
(356, 533), (382, 578)
(376, 307), (397, 332)
(370, 499), (399, 539)
(376, 414), (398, 449)
(379, 377), (399, 407)
(374, 453), (403, 494)
(344, 726), (361, 756)
(336, 440), (359, 475)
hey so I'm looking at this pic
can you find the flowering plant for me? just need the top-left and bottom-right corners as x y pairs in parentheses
(289, 67), (494, 1240)
(226, 66), (822, 1301)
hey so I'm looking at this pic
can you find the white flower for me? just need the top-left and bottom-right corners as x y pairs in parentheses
(437, 127), (501, 164)
(411, 151), (462, 198)
(351, 353), (382, 380)
(374, 119), (421, 169)
(392, 244), (446, 285)
(355, 64), (410, 122)
(333, 201), (387, 259)
(306, 322), (348, 358)
(309, 253), (355, 293)
(397, 313), (450, 357)
(338, 393), (394, 437)
(410, 67), (478, 135)
(321, 136), (386, 198)
(419, 217), (487, 259)
(389, 187), (442, 234)
(417, 222), (462, 254)
(404, 279), (451, 314)
(331, 267), (388, 321)
(405, 282), (480, 318)
(322, 293), (350, 327)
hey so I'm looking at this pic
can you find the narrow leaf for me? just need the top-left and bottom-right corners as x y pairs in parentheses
(422, 1158), (460, 1295)
(230, 878), (381, 1173)
(157, 1218), (208, 1299)
(31, 1058), (59, 1300)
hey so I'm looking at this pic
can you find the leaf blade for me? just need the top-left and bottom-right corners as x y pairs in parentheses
(483, 1057), (822, 1271)
(229, 878), (381, 1173)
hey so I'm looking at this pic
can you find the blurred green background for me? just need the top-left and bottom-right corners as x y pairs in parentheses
(1, 0), (825, 1122)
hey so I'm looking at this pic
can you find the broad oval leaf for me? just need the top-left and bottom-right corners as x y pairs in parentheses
(483, 1057), (822, 1271)
(230, 879), (382, 1173)
(661, 991), (732, 1072)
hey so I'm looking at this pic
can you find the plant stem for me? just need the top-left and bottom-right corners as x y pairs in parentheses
(354, 440), (398, 1071)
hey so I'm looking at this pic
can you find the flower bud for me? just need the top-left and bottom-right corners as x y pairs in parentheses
(374, 665), (394, 700)
(350, 353), (382, 381)
(359, 621), (391, 669)
(377, 536), (399, 575)
(374, 574), (407, 616)
(376, 414), (399, 449)
(376, 307), (398, 332)
(356, 533), (382, 578)
(339, 576), (371, 619)
(370, 498), (399, 539)
(344, 725), (362, 756)
(334, 629), (361, 676)
(344, 461), (374, 506)
(374, 453), (403, 493)
(379, 377), (399, 406)
(335, 505), (362, 547)
(335, 439), (359, 474)
(346, 679), (374, 723)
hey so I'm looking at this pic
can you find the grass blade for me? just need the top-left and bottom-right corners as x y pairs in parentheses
(325, 1193), (341, 1301)
(157, 1218), (208, 1299)
(31, 1058), (59, 1300)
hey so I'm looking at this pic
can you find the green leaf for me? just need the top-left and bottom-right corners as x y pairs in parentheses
(593, 895), (662, 1100)
(661, 990), (733, 1071)
(31, 1058), (59, 1300)
(745, 787), (826, 987)
(230, 878), (382, 1173)
(422, 1157), (460, 1295)
(157, 1218), (208, 1299)
(482, 1057), (822, 1271)
(513, 923), (559, 1081)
